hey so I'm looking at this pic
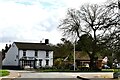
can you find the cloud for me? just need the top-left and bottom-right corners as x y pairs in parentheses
(0, 0), (107, 50)
(0, 1), (48, 40)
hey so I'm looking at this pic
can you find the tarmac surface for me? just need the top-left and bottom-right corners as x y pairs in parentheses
(0, 70), (114, 80)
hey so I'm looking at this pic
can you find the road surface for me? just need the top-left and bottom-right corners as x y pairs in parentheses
(1, 70), (113, 80)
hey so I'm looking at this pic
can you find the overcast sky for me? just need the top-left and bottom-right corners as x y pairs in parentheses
(0, 0), (107, 50)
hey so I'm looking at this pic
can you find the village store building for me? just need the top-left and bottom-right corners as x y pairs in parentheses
(2, 39), (53, 69)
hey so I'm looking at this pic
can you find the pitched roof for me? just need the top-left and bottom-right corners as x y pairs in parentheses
(75, 51), (90, 60)
(75, 51), (103, 60)
(14, 42), (53, 51)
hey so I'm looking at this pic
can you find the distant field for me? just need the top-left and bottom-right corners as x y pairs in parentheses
(0, 70), (10, 77)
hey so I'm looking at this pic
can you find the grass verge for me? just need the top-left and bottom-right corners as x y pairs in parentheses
(102, 69), (120, 72)
(26, 68), (120, 72)
(0, 70), (10, 77)
(27, 68), (101, 72)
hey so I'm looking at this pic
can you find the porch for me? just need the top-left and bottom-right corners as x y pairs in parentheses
(19, 57), (37, 69)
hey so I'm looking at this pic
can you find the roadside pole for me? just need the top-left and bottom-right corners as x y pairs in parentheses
(0, 52), (2, 69)
(74, 40), (76, 71)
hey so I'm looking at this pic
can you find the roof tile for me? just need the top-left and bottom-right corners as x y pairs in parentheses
(14, 42), (53, 51)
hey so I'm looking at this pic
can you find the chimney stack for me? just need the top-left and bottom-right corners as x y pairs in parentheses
(45, 39), (49, 44)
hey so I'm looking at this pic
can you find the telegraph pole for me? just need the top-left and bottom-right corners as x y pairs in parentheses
(74, 40), (76, 71)
(118, 0), (120, 9)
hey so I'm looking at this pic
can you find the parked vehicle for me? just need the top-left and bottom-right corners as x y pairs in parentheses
(116, 63), (120, 68)
(113, 63), (120, 68)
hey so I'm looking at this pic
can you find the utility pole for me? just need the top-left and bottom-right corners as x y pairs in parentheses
(74, 40), (76, 71)
(0, 51), (2, 69)
(118, 0), (120, 9)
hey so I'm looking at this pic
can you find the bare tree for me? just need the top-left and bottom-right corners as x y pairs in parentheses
(106, 0), (120, 9)
(105, 0), (120, 62)
(59, 2), (120, 69)
(59, 9), (81, 40)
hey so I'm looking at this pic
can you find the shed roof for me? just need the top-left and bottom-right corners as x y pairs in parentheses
(14, 42), (53, 51)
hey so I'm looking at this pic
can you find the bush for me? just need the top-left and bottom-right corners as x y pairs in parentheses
(54, 58), (64, 69)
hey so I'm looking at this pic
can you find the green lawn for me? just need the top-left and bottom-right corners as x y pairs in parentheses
(0, 70), (10, 77)
(102, 69), (120, 72)
(33, 68), (120, 72)
(113, 69), (120, 72)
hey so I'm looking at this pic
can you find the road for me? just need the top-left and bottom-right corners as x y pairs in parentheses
(20, 72), (79, 78)
(1, 70), (113, 80)
(19, 72), (112, 80)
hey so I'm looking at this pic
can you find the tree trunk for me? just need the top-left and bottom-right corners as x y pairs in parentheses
(89, 30), (98, 70)
(89, 56), (95, 69)
(89, 54), (98, 70)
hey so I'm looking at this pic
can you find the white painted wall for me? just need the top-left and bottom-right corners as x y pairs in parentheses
(2, 43), (19, 66)
(37, 51), (53, 67)
(49, 51), (53, 67)
(19, 50), (35, 59)
(19, 50), (53, 67)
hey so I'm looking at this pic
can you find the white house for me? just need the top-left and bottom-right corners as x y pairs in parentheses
(2, 39), (53, 69)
